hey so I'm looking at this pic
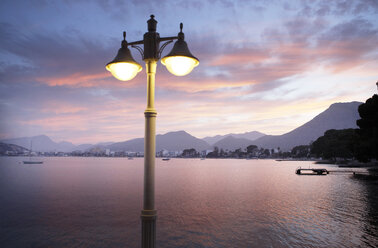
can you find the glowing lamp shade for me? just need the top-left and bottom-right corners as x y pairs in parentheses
(161, 38), (199, 76)
(106, 44), (142, 81)
(106, 62), (142, 81)
(161, 56), (198, 76)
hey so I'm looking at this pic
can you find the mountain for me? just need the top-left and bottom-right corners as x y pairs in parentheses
(107, 137), (144, 152)
(107, 130), (211, 152)
(156, 131), (211, 151)
(75, 144), (94, 151)
(75, 142), (115, 152)
(0, 135), (116, 152)
(0, 142), (29, 155)
(0, 135), (76, 152)
(212, 136), (256, 151)
(1, 101), (361, 153)
(253, 101), (362, 151)
(203, 131), (265, 145)
(56, 141), (77, 152)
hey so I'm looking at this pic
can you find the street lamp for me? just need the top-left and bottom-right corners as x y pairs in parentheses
(106, 15), (199, 248)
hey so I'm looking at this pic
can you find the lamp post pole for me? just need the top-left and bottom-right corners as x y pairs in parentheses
(106, 15), (199, 248)
(141, 59), (157, 248)
(140, 17), (160, 248)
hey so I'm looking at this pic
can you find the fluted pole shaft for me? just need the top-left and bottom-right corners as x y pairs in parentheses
(141, 59), (157, 248)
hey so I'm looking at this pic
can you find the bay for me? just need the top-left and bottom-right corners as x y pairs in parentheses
(0, 157), (377, 247)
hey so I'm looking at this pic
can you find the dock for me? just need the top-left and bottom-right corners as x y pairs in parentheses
(296, 168), (328, 175)
(295, 167), (369, 176)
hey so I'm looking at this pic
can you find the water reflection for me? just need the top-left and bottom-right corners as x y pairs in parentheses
(355, 178), (378, 247)
(0, 157), (377, 247)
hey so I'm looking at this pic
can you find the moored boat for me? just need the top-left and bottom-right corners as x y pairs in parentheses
(23, 161), (43, 164)
(23, 141), (43, 164)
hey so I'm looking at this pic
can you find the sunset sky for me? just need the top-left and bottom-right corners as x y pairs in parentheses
(0, 0), (377, 144)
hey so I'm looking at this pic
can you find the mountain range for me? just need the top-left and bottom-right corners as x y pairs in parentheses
(0, 101), (362, 152)
(0, 135), (114, 153)
(108, 131), (211, 152)
(203, 131), (265, 145)
(212, 136), (257, 151)
(1, 135), (77, 152)
(252, 101), (361, 151)
(0, 142), (29, 154)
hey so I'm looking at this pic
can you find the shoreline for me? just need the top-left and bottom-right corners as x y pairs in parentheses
(315, 160), (378, 168)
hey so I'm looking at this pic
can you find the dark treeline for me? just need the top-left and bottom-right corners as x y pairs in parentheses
(311, 129), (360, 160)
(311, 93), (377, 163)
(181, 145), (310, 159)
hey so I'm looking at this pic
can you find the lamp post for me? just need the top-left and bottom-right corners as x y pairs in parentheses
(106, 15), (199, 248)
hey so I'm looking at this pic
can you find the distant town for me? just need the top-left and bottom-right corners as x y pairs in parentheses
(0, 142), (313, 160)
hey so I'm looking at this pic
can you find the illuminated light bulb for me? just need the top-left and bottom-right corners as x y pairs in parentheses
(106, 62), (142, 81)
(161, 56), (199, 76)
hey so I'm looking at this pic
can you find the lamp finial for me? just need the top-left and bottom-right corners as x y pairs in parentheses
(147, 15), (157, 32)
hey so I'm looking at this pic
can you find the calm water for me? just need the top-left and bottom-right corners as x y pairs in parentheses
(0, 157), (377, 247)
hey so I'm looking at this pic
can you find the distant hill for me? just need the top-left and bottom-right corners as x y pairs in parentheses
(107, 137), (144, 152)
(203, 131), (265, 145)
(75, 144), (94, 151)
(0, 135), (76, 152)
(78, 142), (115, 152)
(1, 102), (362, 153)
(108, 131), (211, 152)
(156, 131), (211, 151)
(253, 101), (362, 151)
(0, 135), (114, 153)
(212, 136), (256, 151)
(0, 142), (29, 155)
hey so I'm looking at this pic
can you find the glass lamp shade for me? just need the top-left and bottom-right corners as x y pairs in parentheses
(161, 38), (199, 76)
(161, 56), (199, 76)
(106, 44), (142, 81)
(106, 62), (142, 81)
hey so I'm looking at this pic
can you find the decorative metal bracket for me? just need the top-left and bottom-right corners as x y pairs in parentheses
(158, 40), (174, 59)
(131, 45), (144, 58)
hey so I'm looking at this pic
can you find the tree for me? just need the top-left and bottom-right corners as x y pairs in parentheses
(311, 129), (359, 160)
(182, 148), (198, 157)
(206, 146), (219, 158)
(291, 145), (310, 158)
(263, 149), (270, 156)
(356, 93), (378, 161)
(232, 148), (246, 158)
(281, 152), (291, 158)
(246, 145), (258, 154)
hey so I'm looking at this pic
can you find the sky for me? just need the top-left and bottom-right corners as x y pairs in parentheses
(0, 0), (377, 145)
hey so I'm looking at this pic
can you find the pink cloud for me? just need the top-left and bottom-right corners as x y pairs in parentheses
(209, 48), (270, 66)
(40, 101), (88, 114)
(37, 72), (111, 87)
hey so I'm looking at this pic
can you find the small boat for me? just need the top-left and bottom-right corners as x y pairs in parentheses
(23, 161), (43, 164)
(23, 141), (43, 164)
(162, 157), (170, 161)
